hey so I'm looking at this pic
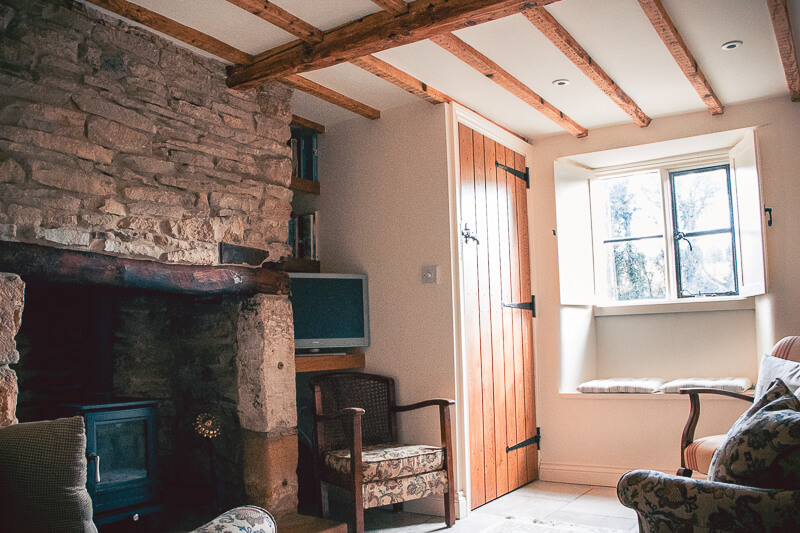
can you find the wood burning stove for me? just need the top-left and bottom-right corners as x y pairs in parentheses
(60, 399), (162, 525)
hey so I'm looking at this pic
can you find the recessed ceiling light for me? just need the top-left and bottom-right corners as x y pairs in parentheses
(552, 79), (570, 87)
(721, 40), (743, 50)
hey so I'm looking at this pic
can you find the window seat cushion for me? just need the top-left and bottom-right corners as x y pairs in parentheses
(576, 378), (665, 393)
(658, 377), (752, 394)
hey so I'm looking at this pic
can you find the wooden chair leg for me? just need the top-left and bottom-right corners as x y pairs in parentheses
(444, 490), (456, 527)
(352, 492), (365, 533)
(319, 482), (330, 518)
(676, 468), (693, 478)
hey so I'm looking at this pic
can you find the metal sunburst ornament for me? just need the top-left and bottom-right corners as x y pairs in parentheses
(193, 412), (222, 439)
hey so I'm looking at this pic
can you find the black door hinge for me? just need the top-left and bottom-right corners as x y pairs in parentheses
(507, 427), (541, 452)
(501, 295), (535, 317)
(496, 161), (530, 189)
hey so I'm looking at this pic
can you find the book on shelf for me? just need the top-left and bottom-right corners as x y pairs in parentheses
(288, 210), (319, 261)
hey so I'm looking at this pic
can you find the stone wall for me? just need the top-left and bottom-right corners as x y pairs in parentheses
(0, 0), (300, 520)
(0, 273), (24, 427)
(0, 0), (293, 265)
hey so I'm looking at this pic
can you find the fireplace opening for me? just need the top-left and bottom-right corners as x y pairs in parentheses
(14, 280), (249, 523)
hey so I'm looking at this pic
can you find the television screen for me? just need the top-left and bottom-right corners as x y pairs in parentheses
(289, 273), (370, 350)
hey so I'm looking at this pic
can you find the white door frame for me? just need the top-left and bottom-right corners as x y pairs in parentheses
(444, 102), (537, 517)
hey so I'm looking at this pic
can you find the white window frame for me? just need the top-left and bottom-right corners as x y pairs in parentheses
(554, 129), (766, 315)
(589, 153), (737, 306)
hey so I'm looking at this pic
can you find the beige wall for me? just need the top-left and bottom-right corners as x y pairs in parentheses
(529, 96), (800, 484)
(317, 102), (456, 447)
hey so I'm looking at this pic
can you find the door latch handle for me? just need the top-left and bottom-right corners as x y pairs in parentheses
(87, 453), (100, 483)
(461, 223), (480, 245)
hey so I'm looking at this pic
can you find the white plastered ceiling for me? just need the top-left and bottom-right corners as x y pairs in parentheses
(77, 0), (800, 141)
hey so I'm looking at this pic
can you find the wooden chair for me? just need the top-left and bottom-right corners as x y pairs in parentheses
(677, 336), (800, 477)
(309, 372), (456, 533)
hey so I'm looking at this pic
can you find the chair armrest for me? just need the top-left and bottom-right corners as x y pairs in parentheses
(314, 407), (365, 421)
(618, 470), (800, 533)
(679, 387), (755, 402)
(678, 388), (753, 470)
(392, 399), (455, 413)
(191, 506), (276, 533)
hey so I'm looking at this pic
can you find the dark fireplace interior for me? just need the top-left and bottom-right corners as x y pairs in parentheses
(14, 281), (249, 523)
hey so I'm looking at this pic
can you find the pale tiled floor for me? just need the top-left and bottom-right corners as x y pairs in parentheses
(360, 481), (638, 532)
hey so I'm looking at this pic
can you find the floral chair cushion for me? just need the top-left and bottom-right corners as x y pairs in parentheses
(325, 443), (444, 482)
(709, 378), (800, 490)
(363, 470), (448, 509)
(190, 506), (276, 533)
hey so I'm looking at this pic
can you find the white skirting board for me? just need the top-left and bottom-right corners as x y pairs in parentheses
(538, 462), (676, 487)
(403, 491), (468, 519)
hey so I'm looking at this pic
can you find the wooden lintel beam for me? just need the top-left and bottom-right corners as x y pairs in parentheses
(431, 33), (588, 138)
(82, 0), (253, 64)
(522, 7), (651, 127)
(351, 55), (451, 104)
(638, 0), (723, 115)
(227, 0), (561, 89)
(223, 0), (323, 45)
(0, 241), (290, 296)
(282, 75), (381, 120)
(369, 0), (409, 15)
(767, 0), (800, 101)
(291, 114), (326, 134)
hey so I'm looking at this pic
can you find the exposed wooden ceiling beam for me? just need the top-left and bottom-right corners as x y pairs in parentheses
(522, 7), (651, 127)
(223, 0), (323, 45)
(291, 114), (326, 134)
(282, 75), (381, 120)
(430, 33), (587, 138)
(351, 55), (450, 104)
(83, 0), (253, 64)
(637, 0), (723, 115)
(767, 0), (800, 101)
(227, 0), (561, 90)
(369, 0), (409, 15)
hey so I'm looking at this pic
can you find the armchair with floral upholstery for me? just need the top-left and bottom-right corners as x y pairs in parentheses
(618, 376), (800, 533)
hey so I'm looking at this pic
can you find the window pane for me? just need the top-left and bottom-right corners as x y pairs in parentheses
(601, 172), (663, 239)
(672, 166), (732, 233)
(677, 233), (736, 297)
(605, 239), (666, 301)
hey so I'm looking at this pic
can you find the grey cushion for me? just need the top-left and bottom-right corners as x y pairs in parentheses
(0, 416), (97, 533)
(755, 353), (800, 399)
(709, 378), (800, 490)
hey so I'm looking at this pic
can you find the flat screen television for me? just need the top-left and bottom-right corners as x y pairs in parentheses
(289, 273), (370, 351)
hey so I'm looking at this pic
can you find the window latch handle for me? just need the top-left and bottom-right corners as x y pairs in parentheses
(674, 231), (693, 252)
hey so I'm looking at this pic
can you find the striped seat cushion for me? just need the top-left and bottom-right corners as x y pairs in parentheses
(685, 434), (727, 474)
(577, 378), (665, 393)
(659, 377), (752, 394)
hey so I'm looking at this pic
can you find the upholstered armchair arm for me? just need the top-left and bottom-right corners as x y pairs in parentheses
(618, 470), (800, 533)
(191, 506), (276, 533)
(678, 388), (753, 474)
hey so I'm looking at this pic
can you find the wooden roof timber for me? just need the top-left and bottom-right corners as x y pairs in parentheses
(226, 0), (562, 90)
(351, 55), (450, 104)
(431, 33), (588, 138)
(637, 0), (723, 115)
(522, 7), (651, 127)
(83, 0), (253, 64)
(370, 0), (409, 16)
(223, 0), (323, 45)
(767, 0), (800, 102)
(84, 0), (379, 120)
(351, 57), (528, 141)
(282, 75), (381, 120)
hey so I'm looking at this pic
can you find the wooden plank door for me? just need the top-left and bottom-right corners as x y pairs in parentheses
(458, 123), (538, 509)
